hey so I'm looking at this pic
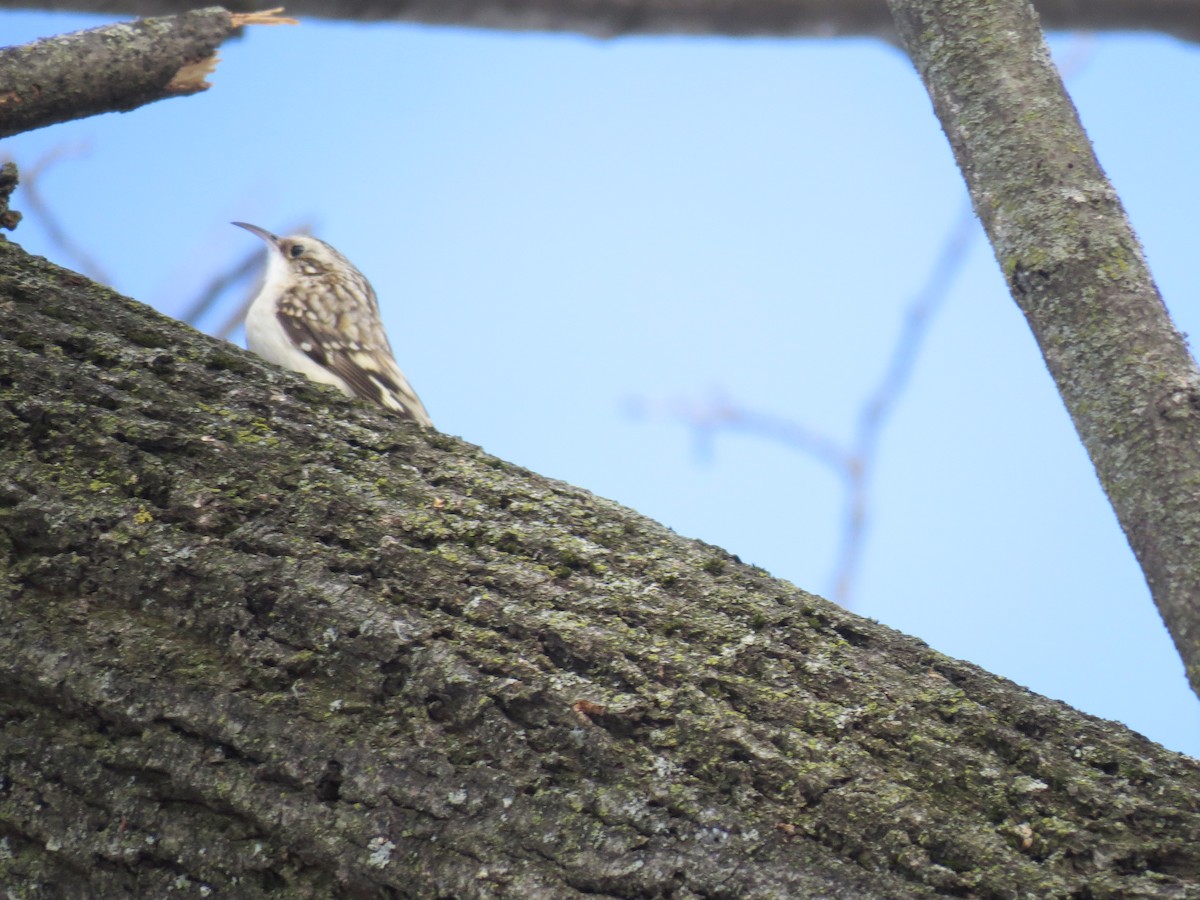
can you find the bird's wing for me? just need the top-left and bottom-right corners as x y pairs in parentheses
(276, 311), (432, 426)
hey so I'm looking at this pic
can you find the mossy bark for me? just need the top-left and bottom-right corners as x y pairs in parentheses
(1, 242), (1198, 896)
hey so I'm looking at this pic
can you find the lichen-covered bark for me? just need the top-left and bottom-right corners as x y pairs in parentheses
(0, 162), (20, 231)
(0, 0), (1198, 41)
(0, 8), (235, 139)
(0, 238), (1198, 896)
(885, 0), (1200, 703)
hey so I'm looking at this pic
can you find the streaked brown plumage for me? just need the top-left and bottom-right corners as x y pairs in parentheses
(235, 222), (432, 427)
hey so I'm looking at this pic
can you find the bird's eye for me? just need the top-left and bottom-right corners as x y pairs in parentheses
(289, 243), (305, 258)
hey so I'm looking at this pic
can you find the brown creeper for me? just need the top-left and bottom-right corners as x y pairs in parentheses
(234, 222), (432, 427)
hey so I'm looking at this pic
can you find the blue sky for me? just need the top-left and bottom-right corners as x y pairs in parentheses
(4, 12), (1199, 756)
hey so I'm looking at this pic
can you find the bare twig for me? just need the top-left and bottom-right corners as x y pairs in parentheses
(212, 264), (264, 341)
(830, 200), (976, 601)
(179, 219), (312, 339)
(633, 201), (978, 606)
(636, 37), (1096, 607)
(180, 247), (264, 330)
(7, 146), (113, 284)
(630, 393), (853, 475)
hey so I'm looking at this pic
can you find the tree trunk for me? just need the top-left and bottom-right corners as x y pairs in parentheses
(1, 239), (1198, 896)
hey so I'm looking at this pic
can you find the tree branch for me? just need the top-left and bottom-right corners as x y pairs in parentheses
(632, 200), (978, 606)
(886, 0), (1200, 699)
(4, 147), (113, 283)
(2, 240), (1199, 895)
(0, 0), (1197, 41)
(0, 7), (294, 140)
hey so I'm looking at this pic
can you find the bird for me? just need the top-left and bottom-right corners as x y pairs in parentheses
(233, 222), (432, 427)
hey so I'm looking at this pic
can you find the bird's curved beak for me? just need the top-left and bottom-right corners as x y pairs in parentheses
(232, 221), (281, 249)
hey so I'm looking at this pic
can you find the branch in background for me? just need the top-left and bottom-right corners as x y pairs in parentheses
(178, 219), (312, 338)
(0, 0), (1195, 42)
(213, 220), (313, 339)
(179, 248), (262, 330)
(214, 278), (258, 341)
(3, 146), (113, 284)
(887, 0), (1200, 702)
(631, 201), (978, 606)
(0, 7), (296, 140)
(836, 200), (977, 601)
(633, 38), (1096, 608)
(6, 140), (311, 331)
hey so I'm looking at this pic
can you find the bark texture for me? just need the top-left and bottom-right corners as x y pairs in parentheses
(0, 0), (1198, 40)
(0, 162), (19, 232)
(886, 0), (1200, 702)
(0, 8), (235, 139)
(1, 241), (1199, 896)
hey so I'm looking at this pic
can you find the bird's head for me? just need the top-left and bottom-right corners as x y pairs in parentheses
(233, 222), (355, 280)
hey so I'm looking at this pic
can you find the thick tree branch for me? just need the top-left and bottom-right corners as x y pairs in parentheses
(1, 0), (1197, 41)
(0, 8), (293, 139)
(886, 0), (1200, 699)
(2, 240), (1199, 895)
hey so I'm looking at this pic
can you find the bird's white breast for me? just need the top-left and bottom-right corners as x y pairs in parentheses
(244, 253), (355, 396)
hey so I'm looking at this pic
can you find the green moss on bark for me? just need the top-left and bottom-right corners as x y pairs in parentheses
(0, 240), (1198, 897)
